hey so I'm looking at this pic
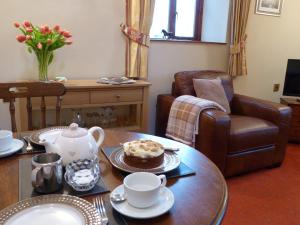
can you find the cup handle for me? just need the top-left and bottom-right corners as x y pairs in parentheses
(31, 167), (43, 188)
(158, 174), (167, 187)
(88, 126), (105, 148)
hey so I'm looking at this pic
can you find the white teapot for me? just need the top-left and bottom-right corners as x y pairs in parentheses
(40, 123), (105, 165)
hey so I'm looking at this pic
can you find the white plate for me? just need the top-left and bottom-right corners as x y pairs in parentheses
(109, 148), (181, 174)
(5, 203), (85, 225)
(39, 130), (62, 142)
(0, 195), (101, 225)
(110, 184), (174, 219)
(29, 126), (67, 147)
(0, 139), (24, 158)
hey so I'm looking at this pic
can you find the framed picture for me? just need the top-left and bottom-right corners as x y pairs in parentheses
(255, 0), (284, 16)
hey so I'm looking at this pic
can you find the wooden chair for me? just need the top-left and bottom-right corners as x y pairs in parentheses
(0, 82), (66, 132)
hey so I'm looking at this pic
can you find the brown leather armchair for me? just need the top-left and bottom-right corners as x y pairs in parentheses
(156, 70), (292, 177)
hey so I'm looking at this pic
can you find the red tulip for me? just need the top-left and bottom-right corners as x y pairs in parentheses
(37, 42), (42, 49)
(40, 25), (50, 34)
(26, 35), (32, 41)
(47, 39), (52, 45)
(63, 31), (72, 38)
(53, 25), (60, 32)
(23, 21), (31, 28)
(40, 27), (46, 35)
(14, 22), (20, 28)
(16, 35), (26, 43)
(44, 25), (49, 33)
(26, 28), (33, 33)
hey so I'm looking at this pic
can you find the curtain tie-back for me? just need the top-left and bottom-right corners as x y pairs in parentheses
(120, 23), (150, 47)
(230, 35), (247, 55)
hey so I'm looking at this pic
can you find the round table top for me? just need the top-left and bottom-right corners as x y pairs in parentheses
(0, 130), (228, 225)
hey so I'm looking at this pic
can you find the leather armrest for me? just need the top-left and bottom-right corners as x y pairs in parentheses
(196, 109), (231, 173)
(155, 94), (176, 137)
(231, 94), (292, 164)
(231, 94), (291, 127)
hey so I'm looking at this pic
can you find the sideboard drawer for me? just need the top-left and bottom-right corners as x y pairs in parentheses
(90, 89), (143, 104)
(30, 92), (89, 107)
(62, 91), (89, 105)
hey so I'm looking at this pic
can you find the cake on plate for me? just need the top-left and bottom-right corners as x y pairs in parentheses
(123, 140), (164, 169)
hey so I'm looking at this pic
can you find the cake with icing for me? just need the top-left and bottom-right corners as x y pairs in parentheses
(123, 140), (164, 169)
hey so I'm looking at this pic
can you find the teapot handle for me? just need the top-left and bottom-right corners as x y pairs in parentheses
(88, 126), (105, 148)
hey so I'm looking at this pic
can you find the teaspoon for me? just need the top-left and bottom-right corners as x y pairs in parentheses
(110, 193), (126, 203)
(23, 136), (33, 152)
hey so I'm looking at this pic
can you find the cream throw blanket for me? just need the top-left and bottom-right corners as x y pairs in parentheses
(166, 95), (226, 145)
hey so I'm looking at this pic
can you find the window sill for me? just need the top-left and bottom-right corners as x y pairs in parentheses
(150, 38), (227, 45)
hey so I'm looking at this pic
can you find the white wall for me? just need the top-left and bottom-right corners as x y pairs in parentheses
(0, 0), (126, 80)
(233, 0), (300, 102)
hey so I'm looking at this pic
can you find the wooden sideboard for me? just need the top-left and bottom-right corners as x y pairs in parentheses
(280, 97), (300, 142)
(18, 80), (151, 132)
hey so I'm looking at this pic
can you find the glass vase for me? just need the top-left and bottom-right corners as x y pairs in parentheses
(36, 51), (52, 82)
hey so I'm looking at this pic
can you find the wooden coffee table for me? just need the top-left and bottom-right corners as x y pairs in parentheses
(0, 130), (227, 225)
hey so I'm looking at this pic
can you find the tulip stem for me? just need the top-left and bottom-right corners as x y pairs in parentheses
(36, 50), (51, 81)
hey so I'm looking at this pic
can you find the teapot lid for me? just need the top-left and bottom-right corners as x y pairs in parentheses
(61, 123), (88, 138)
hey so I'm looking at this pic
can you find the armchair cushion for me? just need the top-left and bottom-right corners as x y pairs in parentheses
(229, 115), (278, 154)
(173, 71), (234, 103)
(193, 78), (231, 113)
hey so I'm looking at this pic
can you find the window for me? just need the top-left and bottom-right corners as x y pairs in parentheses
(150, 0), (230, 43)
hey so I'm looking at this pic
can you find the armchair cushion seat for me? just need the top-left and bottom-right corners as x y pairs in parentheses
(229, 115), (279, 154)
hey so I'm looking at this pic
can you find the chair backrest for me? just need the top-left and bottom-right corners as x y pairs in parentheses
(172, 70), (234, 103)
(0, 82), (66, 132)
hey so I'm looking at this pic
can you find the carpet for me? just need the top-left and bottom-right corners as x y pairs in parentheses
(222, 144), (300, 225)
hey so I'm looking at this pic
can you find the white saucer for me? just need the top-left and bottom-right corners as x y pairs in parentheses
(0, 139), (24, 158)
(110, 185), (174, 219)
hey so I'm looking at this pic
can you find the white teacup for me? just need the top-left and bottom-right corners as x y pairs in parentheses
(0, 130), (13, 152)
(123, 172), (167, 208)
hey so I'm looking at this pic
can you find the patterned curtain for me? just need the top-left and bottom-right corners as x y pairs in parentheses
(121, 0), (156, 79)
(228, 0), (251, 77)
